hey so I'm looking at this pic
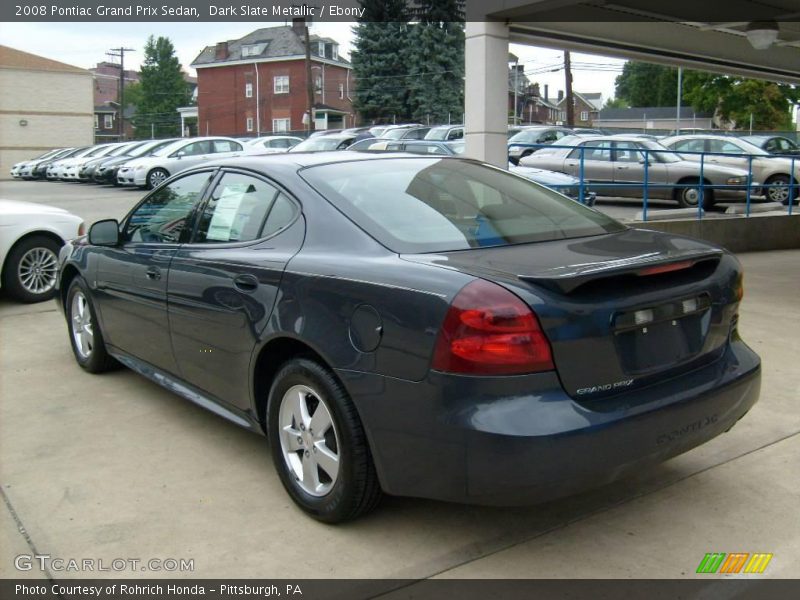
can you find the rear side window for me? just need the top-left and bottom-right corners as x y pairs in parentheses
(301, 158), (624, 254)
(214, 140), (243, 153)
(194, 173), (280, 243)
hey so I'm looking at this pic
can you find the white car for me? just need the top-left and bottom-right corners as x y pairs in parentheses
(0, 200), (84, 303)
(47, 146), (97, 180)
(245, 135), (303, 154)
(117, 137), (245, 189)
(9, 148), (65, 179)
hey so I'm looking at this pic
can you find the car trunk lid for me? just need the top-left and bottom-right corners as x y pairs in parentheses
(403, 228), (739, 399)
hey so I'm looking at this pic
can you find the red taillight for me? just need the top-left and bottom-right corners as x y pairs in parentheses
(432, 279), (554, 375)
(636, 260), (694, 277)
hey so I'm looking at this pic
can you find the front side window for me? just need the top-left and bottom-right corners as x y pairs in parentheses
(274, 75), (289, 94)
(246, 117), (254, 132)
(104, 114), (113, 129)
(245, 82), (253, 98)
(613, 141), (645, 163)
(194, 173), (292, 243)
(580, 111), (589, 121)
(124, 171), (213, 243)
(301, 158), (624, 254)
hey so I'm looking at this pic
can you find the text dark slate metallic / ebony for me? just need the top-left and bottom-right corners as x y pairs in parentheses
(55, 152), (761, 522)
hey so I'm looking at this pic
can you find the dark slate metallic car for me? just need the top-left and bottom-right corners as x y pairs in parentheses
(56, 153), (761, 523)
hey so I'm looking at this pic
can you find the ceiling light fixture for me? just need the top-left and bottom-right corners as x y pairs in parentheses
(745, 21), (780, 50)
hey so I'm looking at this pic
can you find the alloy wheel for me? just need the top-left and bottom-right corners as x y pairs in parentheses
(149, 170), (167, 188)
(71, 291), (94, 359)
(278, 384), (340, 497)
(17, 247), (58, 295)
(767, 180), (790, 203)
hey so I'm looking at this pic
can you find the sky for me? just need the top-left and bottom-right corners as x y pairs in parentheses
(0, 22), (625, 102)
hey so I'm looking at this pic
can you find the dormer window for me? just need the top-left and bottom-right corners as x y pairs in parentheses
(318, 41), (325, 56)
(241, 43), (267, 58)
(332, 45), (338, 60)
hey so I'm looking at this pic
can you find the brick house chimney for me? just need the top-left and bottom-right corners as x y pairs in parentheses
(544, 84), (549, 101)
(215, 42), (229, 61)
(557, 89), (564, 102)
(532, 83), (540, 97)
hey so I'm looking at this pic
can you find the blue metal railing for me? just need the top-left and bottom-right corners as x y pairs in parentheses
(508, 142), (798, 221)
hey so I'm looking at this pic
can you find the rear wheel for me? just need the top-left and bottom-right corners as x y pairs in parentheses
(66, 276), (118, 373)
(146, 168), (169, 190)
(2, 235), (60, 303)
(267, 358), (382, 523)
(676, 179), (714, 209)
(764, 174), (797, 205)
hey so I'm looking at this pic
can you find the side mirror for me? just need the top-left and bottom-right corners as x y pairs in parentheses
(88, 219), (120, 246)
(176, 151), (185, 159)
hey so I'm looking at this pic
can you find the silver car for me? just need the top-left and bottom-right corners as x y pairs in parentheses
(520, 135), (757, 208)
(244, 136), (303, 154)
(661, 134), (800, 204)
(117, 137), (245, 189)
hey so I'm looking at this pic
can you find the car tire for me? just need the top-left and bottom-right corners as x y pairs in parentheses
(676, 179), (714, 209)
(764, 175), (797, 205)
(66, 276), (118, 373)
(267, 358), (382, 523)
(146, 168), (169, 190)
(2, 235), (61, 303)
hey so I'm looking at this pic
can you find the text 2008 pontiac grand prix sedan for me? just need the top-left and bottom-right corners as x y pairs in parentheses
(56, 152), (760, 523)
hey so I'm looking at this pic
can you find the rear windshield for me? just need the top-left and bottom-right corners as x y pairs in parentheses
(301, 158), (625, 253)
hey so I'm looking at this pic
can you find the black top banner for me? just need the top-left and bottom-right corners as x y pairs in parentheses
(3, 0), (800, 23)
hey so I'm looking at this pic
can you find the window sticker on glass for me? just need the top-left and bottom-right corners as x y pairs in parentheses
(206, 185), (247, 241)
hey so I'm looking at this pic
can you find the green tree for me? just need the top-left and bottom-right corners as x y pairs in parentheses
(131, 36), (190, 138)
(603, 97), (629, 109)
(614, 61), (681, 107)
(616, 60), (797, 130)
(683, 71), (796, 130)
(405, 0), (465, 123)
(350, 0), (411, 121)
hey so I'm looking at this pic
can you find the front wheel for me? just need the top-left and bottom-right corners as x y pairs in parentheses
(267, 358), (382, 523)
(66, 277), (118, 373)
(146, 168), (169, 190)
(2, 235), (60, 303)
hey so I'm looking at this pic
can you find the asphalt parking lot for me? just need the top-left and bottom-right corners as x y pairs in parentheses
(1, 180), (799, 581)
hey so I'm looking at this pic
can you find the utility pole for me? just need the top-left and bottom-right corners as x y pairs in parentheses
(108, 47), (135, 140)
(304, 20), (315, 133)
(513, 58), (519, 125)
(564, 51), (574, 128)
(676, 67), (683, 134)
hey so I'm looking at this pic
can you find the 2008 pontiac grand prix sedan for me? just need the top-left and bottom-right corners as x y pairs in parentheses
(56, 152), (761, 523)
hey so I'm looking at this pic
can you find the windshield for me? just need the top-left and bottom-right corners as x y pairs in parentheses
(107, 143), (138, 157)
(132, 140), (173, 157)
(448, 142), (465, 155)
(425, 127), (451, 141)
(509, 129), (546, 143)
(301, 158), (624, 254)
(638, 140), (682, 163)
(291, 137), (350, 152)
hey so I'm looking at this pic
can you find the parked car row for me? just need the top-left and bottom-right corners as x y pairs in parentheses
(517, 134), (799, 206)
(11, 136), (306, 190)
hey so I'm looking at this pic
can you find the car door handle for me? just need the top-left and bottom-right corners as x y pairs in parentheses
(145, 267), (161, 280)
(233, 274), (258, 292)
(616, 165), (629, 170)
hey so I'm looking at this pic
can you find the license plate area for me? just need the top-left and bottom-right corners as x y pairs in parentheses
(614, 294), (712, 374)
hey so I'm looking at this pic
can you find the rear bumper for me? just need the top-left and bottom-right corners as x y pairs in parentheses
(337, 338), (760, 505)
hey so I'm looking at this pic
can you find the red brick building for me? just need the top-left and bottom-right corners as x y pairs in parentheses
(191, 23), (355, 136)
